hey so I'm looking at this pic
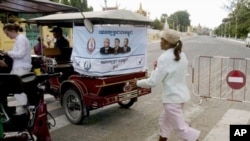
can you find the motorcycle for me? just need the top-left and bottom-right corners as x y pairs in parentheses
(0, 72), (61, 141)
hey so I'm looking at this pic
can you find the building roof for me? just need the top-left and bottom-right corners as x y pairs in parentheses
(25, 9), (152, 26)
(0, 0), (78, 13)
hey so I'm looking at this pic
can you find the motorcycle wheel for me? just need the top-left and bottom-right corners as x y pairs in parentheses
(118, 98), (137, 109)
(63, 89), (87, 124)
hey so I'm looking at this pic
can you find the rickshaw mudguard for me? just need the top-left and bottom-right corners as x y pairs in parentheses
(60, 78), (88, 101)
(60, 75), (109, 108)
(60, 75), (105, 108)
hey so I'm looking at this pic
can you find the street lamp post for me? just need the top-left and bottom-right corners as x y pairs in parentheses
(224, 23), (226, 37)
(221, 26), (222, 37)
(235, 15), (238, 39)
(104, 0), (107, 10)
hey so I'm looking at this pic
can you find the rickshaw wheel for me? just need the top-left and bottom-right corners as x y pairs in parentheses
(118, 98), (137, 109)
(63, 89), (86, 124)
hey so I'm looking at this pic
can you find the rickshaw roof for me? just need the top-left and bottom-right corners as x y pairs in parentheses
(0, 0), (78, 13)
(25, 9), (152, 26)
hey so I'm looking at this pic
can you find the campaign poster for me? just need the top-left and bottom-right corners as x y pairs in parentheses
(71, 25), (147, 76)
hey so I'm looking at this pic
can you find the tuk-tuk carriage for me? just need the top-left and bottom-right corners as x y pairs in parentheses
(27, 9), (152, 124)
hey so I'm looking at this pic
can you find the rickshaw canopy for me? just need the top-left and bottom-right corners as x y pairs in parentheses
(0, 0), (78, 13)
(24, 9), (152, 76)
(25, 9), (152, 26)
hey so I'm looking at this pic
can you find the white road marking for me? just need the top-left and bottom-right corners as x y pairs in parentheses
(203, 109), (250, 141)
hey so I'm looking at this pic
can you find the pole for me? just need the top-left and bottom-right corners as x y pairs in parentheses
(229, 21), (231, 38)
(104, 0), (107, 10)
(225, 23), (227, 38)
(235, 16), (237, 39)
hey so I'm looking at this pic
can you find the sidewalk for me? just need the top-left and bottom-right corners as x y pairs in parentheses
(218, 37), (245, 44)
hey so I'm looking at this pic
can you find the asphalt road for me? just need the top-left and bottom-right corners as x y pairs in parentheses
(48, 35), (250, 141)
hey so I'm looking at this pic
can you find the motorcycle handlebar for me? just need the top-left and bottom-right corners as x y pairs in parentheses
(34, 72), (62, 83)
(21, 72), (62, 82)
(47, 72), (62, 77)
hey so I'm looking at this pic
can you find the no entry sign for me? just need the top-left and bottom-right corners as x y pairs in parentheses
(226, 70), (246, 89)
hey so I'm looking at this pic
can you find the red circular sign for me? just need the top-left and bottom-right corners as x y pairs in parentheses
(226, 70), (246, 89)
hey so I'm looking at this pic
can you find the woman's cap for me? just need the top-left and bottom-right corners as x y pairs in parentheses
(160, 29), (180, 44)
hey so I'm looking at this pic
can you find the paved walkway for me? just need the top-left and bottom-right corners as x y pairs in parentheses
(218, 37), (245, 44)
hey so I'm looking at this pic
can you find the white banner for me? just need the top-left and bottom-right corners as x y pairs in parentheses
(71, 26), (148, 76)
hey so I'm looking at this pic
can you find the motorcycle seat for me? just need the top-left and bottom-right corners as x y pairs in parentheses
(0, 74), (23, 95)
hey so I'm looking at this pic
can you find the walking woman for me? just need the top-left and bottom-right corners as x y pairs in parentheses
(2, 23), (32, 114)
(135, 29), (200, 141)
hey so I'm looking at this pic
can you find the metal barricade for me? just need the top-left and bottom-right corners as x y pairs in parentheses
(192, 56), (250, 103)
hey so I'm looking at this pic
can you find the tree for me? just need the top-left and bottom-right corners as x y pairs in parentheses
(0, 13), (7, 23)
(50, 0), (59, 3)
(61, 0), (70, 5)
(168, 11), (190, 32)
(160, 14), (168, 24)
(167, 14), (178, 30)
(70, 0), (92, 11)
(151, 18), (163, 30)
(219, 0), (250, 38)
(50, 0), (93, 12)
(151, 11), (191, 31)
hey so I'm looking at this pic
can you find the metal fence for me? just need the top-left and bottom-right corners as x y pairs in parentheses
(192, 56), (250, 103)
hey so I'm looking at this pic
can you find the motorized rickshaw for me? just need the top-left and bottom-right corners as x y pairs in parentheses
(27, 9), (152, 124)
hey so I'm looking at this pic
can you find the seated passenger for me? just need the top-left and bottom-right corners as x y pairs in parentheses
(33, 36), (47, 55)
(50, 27), (70, 48)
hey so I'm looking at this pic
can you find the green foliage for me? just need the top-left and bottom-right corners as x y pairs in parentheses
(215, 0), (250, 38)
(0, 13), (7, 23)
(169, 11), (190, 32)
(151, 11), (190, 31)
(168, 11), (190, 32)
(49, 0), (93, 12)
(151, 18), (163, 30)
(160, 14), (168, 23)
(61, 0), (70, 5)
(50, 0), (59, 3)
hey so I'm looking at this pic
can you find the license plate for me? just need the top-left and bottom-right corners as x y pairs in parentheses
(118, 90), (137, 101)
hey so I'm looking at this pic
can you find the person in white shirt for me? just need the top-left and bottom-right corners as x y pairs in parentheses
(2, 23), (32, 114)
(135, 29), (200, 141)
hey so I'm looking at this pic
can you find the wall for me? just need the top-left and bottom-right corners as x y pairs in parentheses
(0, 23), (73, 51)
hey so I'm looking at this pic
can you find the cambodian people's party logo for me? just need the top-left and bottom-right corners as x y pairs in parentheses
(84, 60), (91, 71)
(87, 38), (96, 54)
